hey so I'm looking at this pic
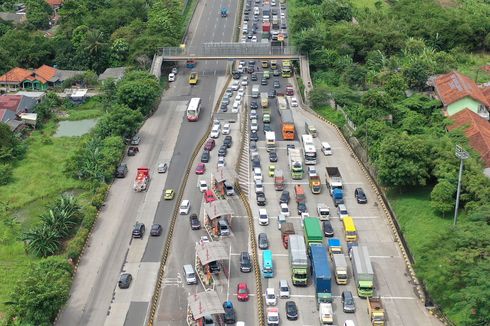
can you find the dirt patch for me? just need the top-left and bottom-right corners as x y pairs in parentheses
(438, 0), (457, 7)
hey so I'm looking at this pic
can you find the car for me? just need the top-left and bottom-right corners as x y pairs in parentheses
(279, 279), (290, 298)
(273, 69), (280, 76)
(261, 78), (268, 85)
(251, 119), (258, 132)
(157, 162), (168, 173)
(256, 191), (266, 206)
(168, 72), (175, 82)
(188, 71), (198, 85)
(290, 97), (298, 107)
(281, 23), (287, 29)
(279, 190), (290, 204)
(251, 35), (257, 42)
(250, 109), (258, 120)
(287, 144), (295, 150)
(244, 14), (249, 21)
(201, 150), (210, 163)
(171, 67), (178, 74)
(179, 199), (191, 215)
(265, 288), (277, 306)
(241, 76), (249, 86)
(199, 180), (208, 192)
(355, 187), (368, 204)
(269, 151), (278, 162)
(258, 208), (269, 226)
(164, 189), (175, 200)
(263, 123), (272, 133)
(255, 180), (264, 193)
(323, 220), (334, 237)
(342, 290), (356, 313)
(222, 96), (230, 105)
(273, 80), (280, 88)
(253, 167), (263, 182)
(130, 135), (141, 145)
(150, 224), (162, 236)
(190, 213), (201, 230)
(258, 232), (269, 249)
(115, 163), (128, 178)
(223, 135), (232, 148)
(280, 203), (290, 217)
(251, 73), (258, 81)
(252, 157), (261, 169)
(218, 145), (227, 157)
(268, 89), (276, 98)
(220, 103), (228, 112)
(222, 123), (231, 135)
(118, 273), (132, 289)
(317, 203), (331, 220)
(297, 202), (307, 214)
(204, 139), (215, 151)
(210, 125), (220, 138)
(132, 222), (145, 238)
(240, 252), (252, 272)
(237, 282), (249, 301)
(213, 119), (221, 128)
(217, 156), (226, 167)
(231, 80), (240, 90)
(250, 140), (257, 152)
(127, 146), (139, 156)
(235, 94), (242, 103)
(225, 87), (233, 96)
(247, 65), (254, 73)
(285, 301), (298, 320)
(248, 60), (256, 66)
(281, 12), (285, 19)
(223, 301), (236, 324)
(199, 235), (210, 244)
(195, 163), (206, 174)
(337, 204), (349, 219)
(209, 260), (221, 274)
(268, 164), (275, 177)
(250, 131), (259, 141)
(250, 101), (259, 109)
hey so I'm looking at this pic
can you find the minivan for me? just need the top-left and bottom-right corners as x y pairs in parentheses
(240, 252), (252, 272)
(253, 167), (263, 182)
(183, 264), (197, 284)
(218, 219), (230, 236)
(224, 181), (235, 196)
(179, 200), (190, 215)
(258, 208), (269, 225)
(279, 279), (290, 298)
(322, 142), (332, 156)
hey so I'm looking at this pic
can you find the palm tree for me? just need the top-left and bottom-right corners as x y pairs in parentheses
(23, 226), (61, 257)
(84, 30), (107, 57)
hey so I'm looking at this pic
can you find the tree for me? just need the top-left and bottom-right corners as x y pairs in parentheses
(309, 84), (333, 109)
(116, 78), (160, 115)
(0, 122), (22, 163)
(110, 38), (129, 66)
(402, 58), (431, 90)
(320, 0), (353, 22)
(430, 179), (456, 216)
(95, 104), (143, 139)
(25, 0), (52, 29)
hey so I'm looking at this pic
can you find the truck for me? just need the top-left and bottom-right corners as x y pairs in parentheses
(278, 95), (288, 111)
(133, 167), (150, 191)
(282, 60), (292, 77)
(281, 222), (295, 249)
(309, 173), (322, 194)
(263, 105), (271, 123)
(266, 307), (279, 325)
(287, 148), (303, 179)
(332, 254), (348, 285)
(278, 96), (295, 140)
(311, 243), (332, 303)
(262, 21), (271, 33)
(265, 131), (275, 152)
(272, 16), (279, 29)
(351, 245), (374, 298)
(332, 188), (344, 206)
(319, 303), (334, 325)
(274, 169), (285, 191)
(317, 203), (330, 221)
(304, 217), (323, 248)
(261, 92), (269, 108)
(327, 238), (342, 257)
(368, 297), (386, 325)
(252, 84), (260, 98)
(288, 235), (308, 286)
(325, 167), (344, 206)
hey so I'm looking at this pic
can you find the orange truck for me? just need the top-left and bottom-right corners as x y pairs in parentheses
(278, 96), (295, 140)
(133, 167), (150, 191)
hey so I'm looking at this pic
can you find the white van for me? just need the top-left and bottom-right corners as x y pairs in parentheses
(258, 208), (269, 225)
(183, 264), (197, 284)
(321, 142), (332, 156)
(253, 167), (263, 182)
(179, 200), (190, 215)
(279, 279), (290, 298)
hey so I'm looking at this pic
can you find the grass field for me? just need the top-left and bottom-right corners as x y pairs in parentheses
(314, 105), (347, 127)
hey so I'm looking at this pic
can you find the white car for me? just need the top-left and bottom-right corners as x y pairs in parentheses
(280, 12), (285, 19)
(171, 67), (178, 74)
(199, 235), (210, 245)
(290, 97), (298, 107)
(213, 119), (221, 128)
(337, 204), (349, 220)
(168, 73), (175, 82)
(241, 76), (248, 86)
(279, 279), (290, 298)
(231, 80), (240, 91)
(253, 167), (263, 182)
(265, 288), (277, 306)
(179, 200), (190, 215)
(250, 109), (258, 120)
(237, 64), (244, 73)
(271, 0), (276, 5)
(238, 87), (245, 97)
(280, 203), (290, 217)
(255, 181), (264, 193)
(241, 37), (247, 43)
(199, 180), (208, 192)
(235, 94), (242, 102)
(217, 156), (226, 167)
(251, 119), (258, 132)
(210, 125), (220, 138)
(258, 208), (269, 225)
(251, 35), (257, 42)
(222, 123), (231, 135)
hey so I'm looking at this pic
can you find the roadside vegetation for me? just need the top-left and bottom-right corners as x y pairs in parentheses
(288, 0), (490, 324)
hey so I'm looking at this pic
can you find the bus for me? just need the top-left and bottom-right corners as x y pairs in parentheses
(342, 216), (358, 242)
(282, 60), (292, 77)
(301, 134), (317, 165)
(262, 249), (274, 278)
(186, 98), (201, 122)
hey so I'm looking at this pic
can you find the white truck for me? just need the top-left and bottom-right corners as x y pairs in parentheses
(332, 253), (348, 285)
(265, 131), (276, 152)
(319, 302), (334, 325)
(317, 203), (330, 221)
(252, 84), (260, 98)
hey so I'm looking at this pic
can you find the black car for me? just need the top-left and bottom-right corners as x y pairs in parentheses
(209, 260), (221, 273)
(248, 60), (256, 66)
(244, 14), (249, 21)
(251, 73), (257, 81)
(273, 69), (280, 76)
(190, 213), (201, 230)
(240, 251), (252, 272)
(247, 32), (253, 39)
(201, 150), (210, 163)
(247, 66), (254, 73)
(232, 71), (241, 79)
(127, 146), (139, 156)
(220, 103), (228, 112)
(273, 80), (280, 88)
(271, 9), (278, 15)
(224, 135), (232, 148)
(281, 23), (287, 29)
(342, 290), (356, 313)
(323, 220), (334, 237)
(252, 157), (261, 169)
(115, 163), (128, 178)
(280, 190), (290, 204)
(118, 273), (132, 289)
(261, 78), (268, 85)
(285, 301), (298, 320)
(218, 145), (227, 157)
(355, 187), (368, 204)
(297, 202), (307, 214)
(287, 144), (295, 150)
(222, 301), (236, 324)
(150, 224), (162, 236)
(132, 222), (145, 238)
(268, 89), (276, 98)
(258, 232), (269, 249)
(250, 101), (259, 109)
(250, 131), (259, 141)
(256, 191), (266, 206)
(263, 123), (272, 133)
(269, 151), (278, 162)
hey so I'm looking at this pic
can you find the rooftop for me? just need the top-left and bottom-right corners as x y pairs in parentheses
(434, 71), (490, 108)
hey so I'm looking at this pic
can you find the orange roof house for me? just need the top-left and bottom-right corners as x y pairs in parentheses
(434, 71), (490, 120)
(46, 0), (63, 8)
(447, 109), (490, 167)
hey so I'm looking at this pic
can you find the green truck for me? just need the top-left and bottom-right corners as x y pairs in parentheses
(304, 217), (323, 250)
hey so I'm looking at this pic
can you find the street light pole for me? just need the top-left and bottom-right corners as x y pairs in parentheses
(454, 145), (469, 226)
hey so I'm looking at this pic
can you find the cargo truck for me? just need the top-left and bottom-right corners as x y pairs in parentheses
(252, 84), (260, 98)
(261, 92), (269, 108)
(274, 169), (285, 191)
(133, 167), (150, 191)
(368, 297), (386, 325)
(288, 235), (308, 286)
(319, 303), (334, 325)
(262, 21), (271, 33)
(311, 243), (332, 303)
(278, 95), (288, 111)
(282, 60), (292, 77)
(287, 148), (303, 179)
(304, 217), (323, 248)
(325, 167), (344, 206)
(281, 222), (295, 249)
(351, 245), (374, 298)
(332, 254), (348, 285)
(327, 238), (342, 257)
(278, 96), (295, 140)
(265, 131), (275, 152)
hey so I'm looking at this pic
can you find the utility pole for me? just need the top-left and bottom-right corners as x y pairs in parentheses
(454, 145), (469, 226)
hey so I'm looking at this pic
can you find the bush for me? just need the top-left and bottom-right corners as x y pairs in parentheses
(81, 205), (98, 229)
(65, 227), (89, 263)
(0, 163), (13, 185)
(91, 183), (109, 209)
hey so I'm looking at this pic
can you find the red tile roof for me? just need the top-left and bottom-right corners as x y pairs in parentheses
(482, 86), (490, 104)
(0, 95), (22, 112)
(34, 64), (57, 83)
(46, 0), (63, 6)
(0, 67), (32, 84)
(434, 71), (490, 108)
(447, 108), (490, 167)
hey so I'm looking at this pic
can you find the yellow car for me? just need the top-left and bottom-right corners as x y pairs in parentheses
(268, 164), (276, 177)
(189, 72), (198, 85)
(164, 189), (175, 200)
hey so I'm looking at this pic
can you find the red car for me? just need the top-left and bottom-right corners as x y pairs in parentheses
(204, 189), (216, 203)
(286, 84), (294, 96)
(204, 139), (215, 151)
(195, 163), (206, 174)
(237, 282), (249, 301)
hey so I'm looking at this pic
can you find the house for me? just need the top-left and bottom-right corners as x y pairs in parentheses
(447, 108), (490, 168)
(0, 95), (37, 115)
(0, 12), (26, 25)
(433, 71), (490, 120)
(46, 0), (64, 10)
(0, 65), (84, 91)
(98, 67), (126, 82)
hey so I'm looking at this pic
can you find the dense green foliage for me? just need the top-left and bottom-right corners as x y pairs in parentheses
(290, 0), (490, 324)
